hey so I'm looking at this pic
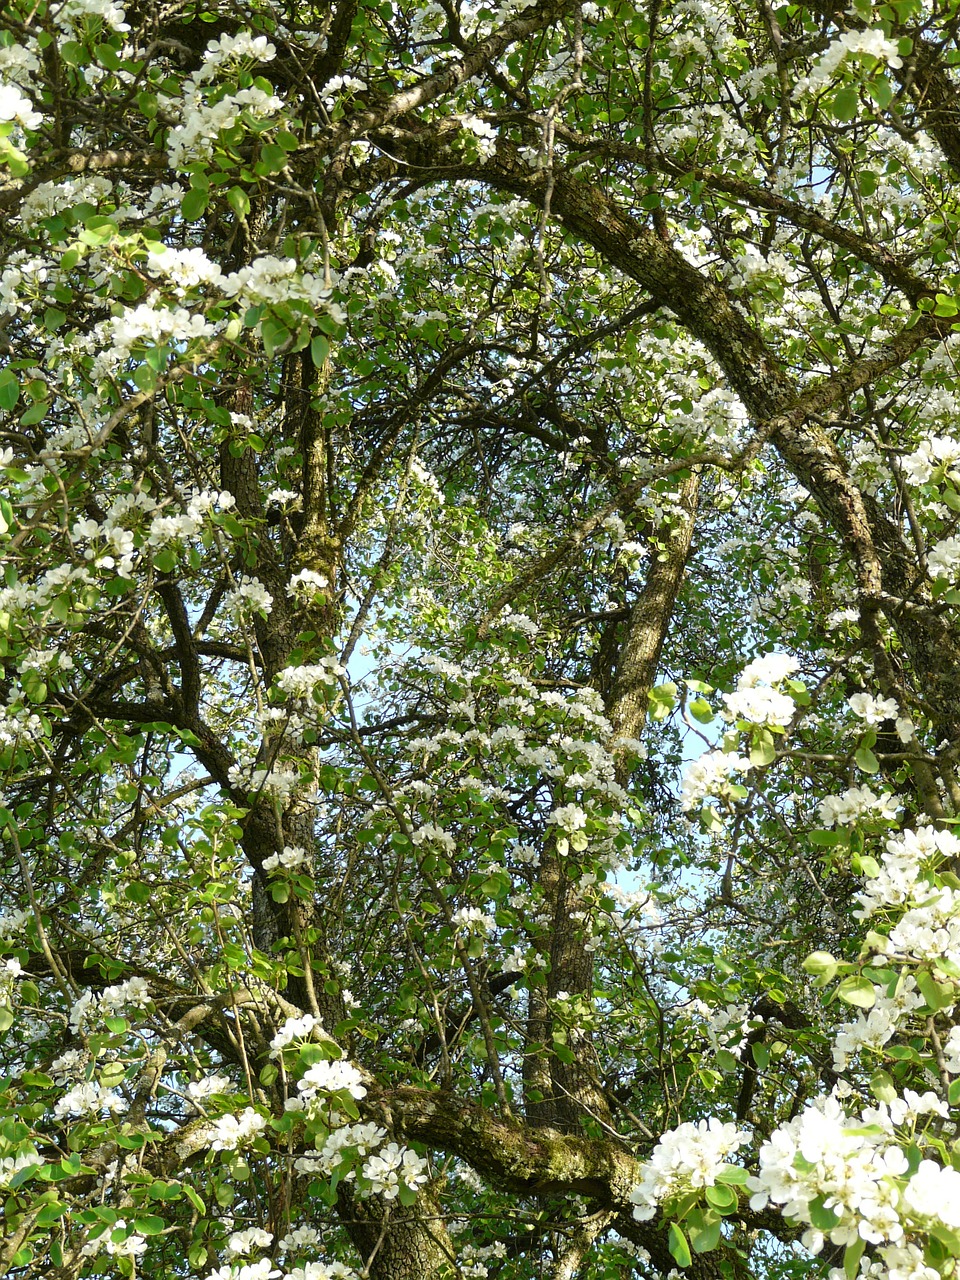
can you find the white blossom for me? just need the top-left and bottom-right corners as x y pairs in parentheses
(795, 28), (903, 97)
(287, 568), (329, 599)
(263, 844), (308, 873)
(723, 684), (795, 728)
(226, 576), (274, 618)
(928, 535), (960, 580)
(818, 786), (898, 827)
(269, 1012), (322, 1057)
(226, 1227), (274, 1257)
(186, 1073), (233, 1102)
(361, 1143), (428, 1199)
(0, 83), (43, 130)
(630, 1119), (751, 1219)
(54, 1082), (127, 1118)
(450, 906), (496, 934)
(207, 1107), (267, 1150)
(681, 750), (751, 810)
(298, 1059), (367, 1101)
(848, 693), (900, 724)
(55, 0), (130, 32)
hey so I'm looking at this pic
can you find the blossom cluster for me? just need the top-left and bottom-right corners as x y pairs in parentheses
(296, 1059), (368, 1108)
(274, 659), (346, 701)
(830, 977), (925, 1072)
(225, 576), (274, 618)
(68, 976), (150, 1032)
(263, 845), (308, 875)
(855, 826), (960, 919)
(629, 1119), (751, 1219)
(748, 1093), (960, 1262)
(793, 28), (903, 97)
(269, 1013), (324, 1058)
(73, 488), (236, 571)
(722, 653), (799, 728)
(680, 749), (752, 811)
(818, 786), (898, 828)
(208, 1108), (268, 1151)
(901, 434), (960, 487)
(164, 33), (283, 167)
(285, 1060), (428, 1202)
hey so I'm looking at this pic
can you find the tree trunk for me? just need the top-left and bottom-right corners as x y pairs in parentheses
(340, 1187), (457, 1280)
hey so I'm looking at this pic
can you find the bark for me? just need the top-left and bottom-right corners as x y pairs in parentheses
(606, 470), (700, 767)
(380, 1088), (780, 1275)
(524, 835), (613, 1134)
(523, 473), (700, 1132)
(383, 1085), (644, 1199)
(340, 1187), (457, 1280)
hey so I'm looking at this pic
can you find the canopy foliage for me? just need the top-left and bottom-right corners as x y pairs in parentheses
(3, 0), (960, 1277)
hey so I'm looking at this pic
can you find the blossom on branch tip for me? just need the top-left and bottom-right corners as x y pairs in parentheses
(207, 1107), (267, 1151)
(297, 1059), (367, 1101)
(269, 1013), (322, 1057)
(629, 1119), (750, 1219)
(680, 750), (751, 811)
(0, 83), (43, 130)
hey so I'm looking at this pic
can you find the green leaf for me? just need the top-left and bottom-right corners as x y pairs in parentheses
(132, 1215), (166, 1236)
(222, 942), (247, 969)
(917, 968), (955, 1011)
(181, 187), (209, 221)
(802, 951), (838, 984)
(809, 829), (844, 846)
(689, 697), (714, 723)
(836, 975), (877, 1008)
(115, 1132), (145, 1149)
(60, 40), (86, 65)
(868, 74), (894, 110)
(188, 1242), (208, 1269)
(649, 681), (678, 721)
(688, 1213), (722, 1253)
(870, 1069), (897, 1102)
(552, 1040), (576, 1064)
(35, 1202), (67, 1226)
(397, 1181), (418, 1206)
(705, 1182), (739, 1213)
(831, 86), (860, 121)
(227, 186), (250, 219)
(751, 1041), (770, 1069)
(668, 1222), (692, 1268)
(133, 362), (158, 393)
(858, 171), (878, 198)
(886, 1044), (920, 1062)
(844, 1236), (866, 1280)
(0, 369), (18, 412)
(855, 744), (879, 773)
(182, 1183), (205, 1213)
(311, 334), (330, 366)
(20, 401), (48, 426)
(808, 1196), (841, 1230)
(257, 143), (288, 173)
(261, 317), (291, 357)
(338, 1093), (360, 1121)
